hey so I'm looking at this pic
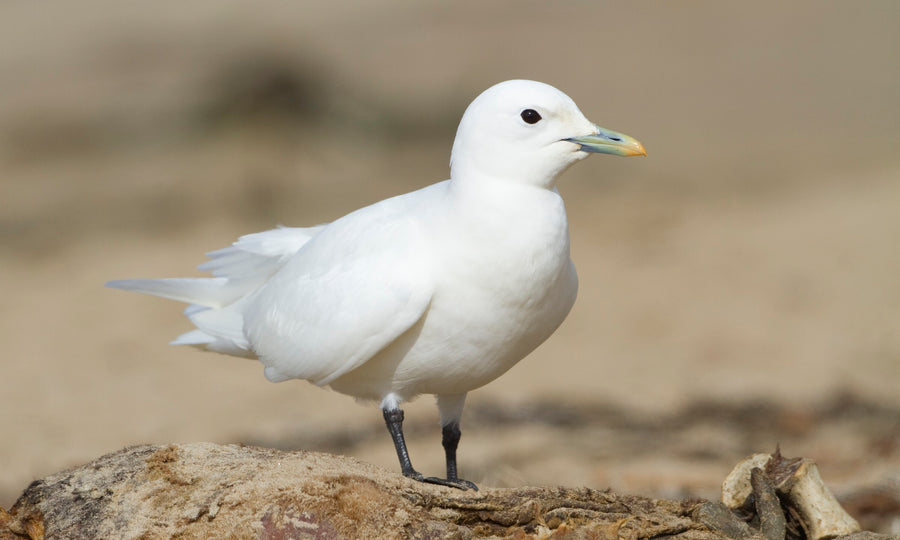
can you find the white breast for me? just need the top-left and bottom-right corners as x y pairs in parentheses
(329, 182), (578, 400)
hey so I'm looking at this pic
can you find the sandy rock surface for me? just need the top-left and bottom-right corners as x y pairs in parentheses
(3, 443), (897, 540)
(1, 443), (711, 540)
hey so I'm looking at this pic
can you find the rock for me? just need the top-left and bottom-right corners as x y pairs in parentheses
(5, 444), (896, 540)
(0, 442), (719, 540)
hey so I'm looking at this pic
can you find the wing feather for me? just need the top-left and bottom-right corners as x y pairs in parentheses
(242, 188), (442, 386)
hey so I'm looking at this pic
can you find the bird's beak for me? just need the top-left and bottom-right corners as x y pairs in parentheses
(565, 125), (647, 157)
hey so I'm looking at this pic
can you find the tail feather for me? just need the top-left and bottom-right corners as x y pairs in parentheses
(198, 248), (280, 279)
(173, 305), (256, 358)
(106, 277), (238, 308)
(107, 225), (327, 359)
(186, 302), (248, 347)
(171, 329), (215, 345)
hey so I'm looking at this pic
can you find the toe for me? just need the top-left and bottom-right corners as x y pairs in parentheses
(402, 469), (425, 482)
(423, 476), (478, 491)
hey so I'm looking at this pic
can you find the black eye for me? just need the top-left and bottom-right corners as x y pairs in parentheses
(520, 109), (542, 124)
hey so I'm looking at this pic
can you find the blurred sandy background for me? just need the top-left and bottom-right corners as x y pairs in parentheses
(1, 0), (898, 522)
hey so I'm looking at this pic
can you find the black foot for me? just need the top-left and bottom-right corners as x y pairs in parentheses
(423, 476), (479, 491)
(401, 469), (426, 482)
(401, 469), (477, 491)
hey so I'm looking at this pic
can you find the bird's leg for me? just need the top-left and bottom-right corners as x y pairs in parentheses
(382, 406), (424, 481)
(443, 421), (462, 481)
(424, 393), (478, 490)
(424, 421), (478, 490)
(382, 406), (477, 490)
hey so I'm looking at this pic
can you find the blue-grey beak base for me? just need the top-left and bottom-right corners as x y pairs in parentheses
(565, 126), (646, 157)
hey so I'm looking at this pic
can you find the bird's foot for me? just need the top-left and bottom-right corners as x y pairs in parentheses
(423, 476), (479, 491)
(401, 469), (477, 490)
(401, 469), (426, 482)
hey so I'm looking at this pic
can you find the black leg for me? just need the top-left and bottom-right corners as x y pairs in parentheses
(424, 421), (478, 491)
(383, 407), (423, 481)
(442, 421), (462, 481)
(382, 407), (477, 491)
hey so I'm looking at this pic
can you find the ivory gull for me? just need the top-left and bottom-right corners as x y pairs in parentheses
(108, 79), (646, 490)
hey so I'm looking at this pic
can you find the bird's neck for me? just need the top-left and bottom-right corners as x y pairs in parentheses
(448, 162), (562, 192)
(447, 173), (560, 210)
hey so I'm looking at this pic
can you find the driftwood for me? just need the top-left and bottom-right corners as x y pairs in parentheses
(0, 443), (893, 540)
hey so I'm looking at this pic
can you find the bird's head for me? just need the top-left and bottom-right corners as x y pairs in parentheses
(450, 80), (645, 188)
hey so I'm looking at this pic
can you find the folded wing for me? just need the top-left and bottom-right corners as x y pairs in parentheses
(108, 183), (444, 386)
(243, 209), (435, 386)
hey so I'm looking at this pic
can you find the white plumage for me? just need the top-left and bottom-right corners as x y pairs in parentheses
(108, 79), (645, 489)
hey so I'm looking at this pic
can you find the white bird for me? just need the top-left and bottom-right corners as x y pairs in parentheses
(108, 79), (646, 490)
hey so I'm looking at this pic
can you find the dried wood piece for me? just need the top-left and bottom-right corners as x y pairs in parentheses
(722, 450), (862, 540)
(751, 467), (786, 540)
(722, 453), (773, 509)
(775, 459), (860, 540)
